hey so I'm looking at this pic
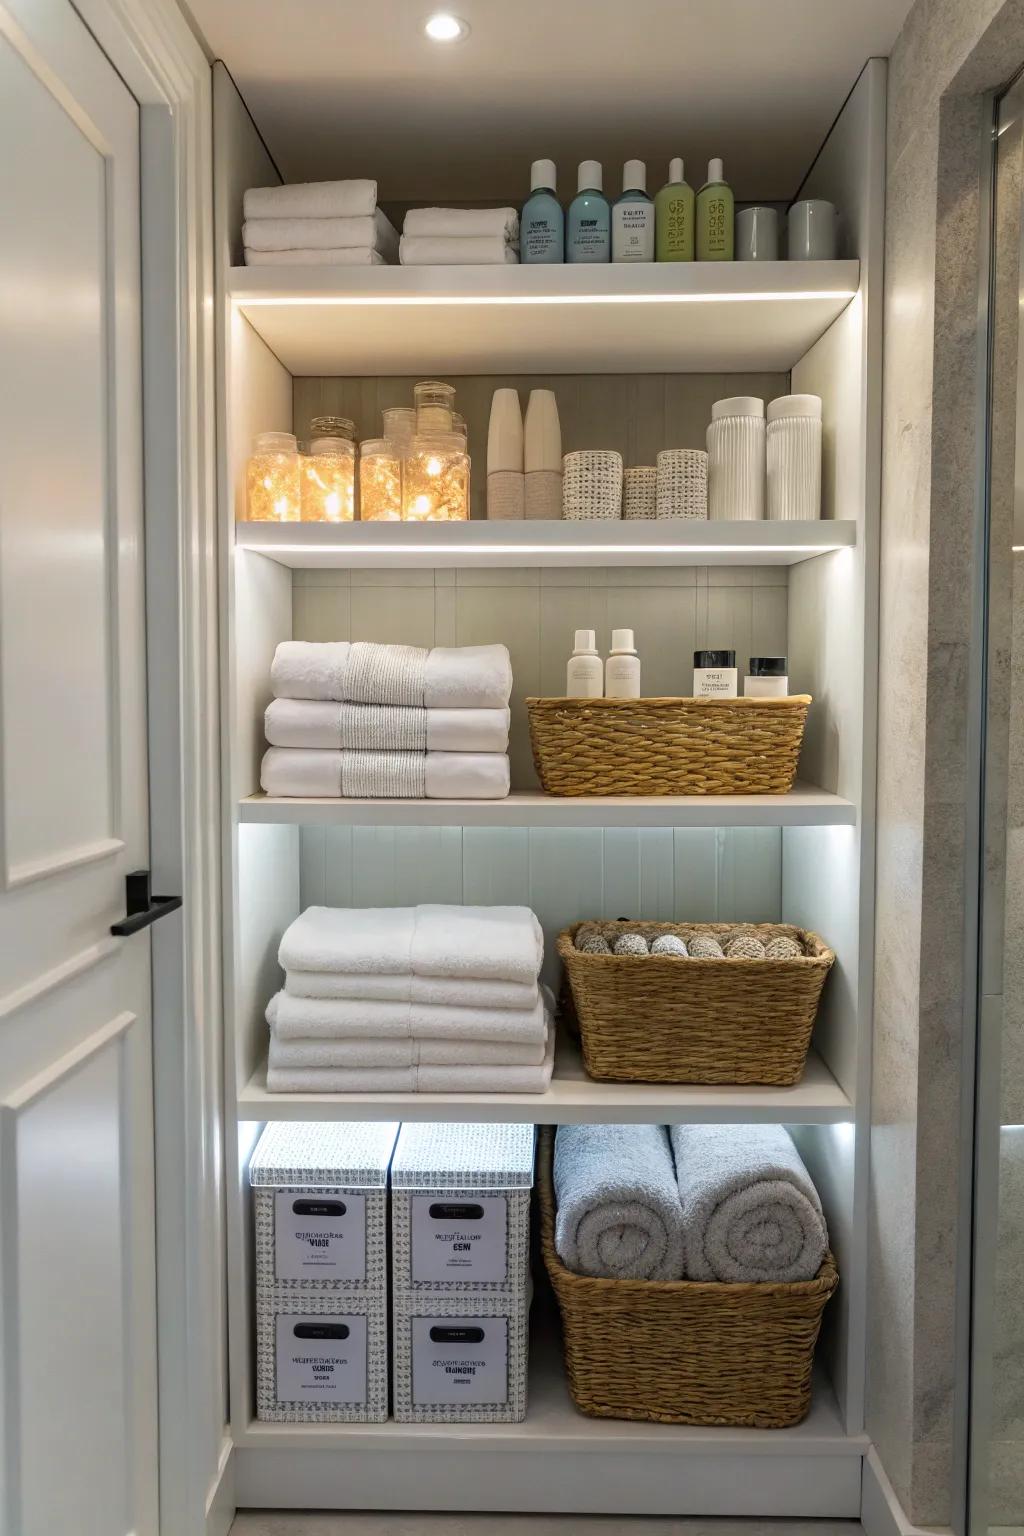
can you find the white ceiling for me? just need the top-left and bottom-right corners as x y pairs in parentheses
(189, 0), (912, 203)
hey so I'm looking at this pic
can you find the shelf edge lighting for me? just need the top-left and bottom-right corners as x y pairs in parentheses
(236, 542), (841, 556)
(234, 291), (857, 309)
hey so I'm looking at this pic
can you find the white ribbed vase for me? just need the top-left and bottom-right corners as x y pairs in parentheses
(706, 397), (765, 521)
(766, 395), (822, 520)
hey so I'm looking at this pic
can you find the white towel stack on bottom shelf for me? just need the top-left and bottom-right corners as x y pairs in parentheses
(242, 179), (399, 266)
(399, 207), (520, 265)
(261, 640), (513, 800)
(266, 904), (554, 1094)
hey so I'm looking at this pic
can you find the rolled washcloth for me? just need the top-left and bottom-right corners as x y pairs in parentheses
(259, 747), (511, 800)
(244, 248), (386, 266)
(400, 235), (519, 266)
(243, 179), (378, 220)
(669, 1123), (828, 1283)
(553, 1123), (685, 1281)
(284, 969), (539, 1011)
(270, 640), (513, 710)
(243, 211), (399, 256)
(403, 207), (520, 242)
(265, 1020), (555, 1095)
(279, 903), (544, 986)
(268, 987), (550, 1044)
(264, 699), (511, 754)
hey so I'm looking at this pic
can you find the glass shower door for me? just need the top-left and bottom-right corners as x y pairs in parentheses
(971, 69), (1024, 1536)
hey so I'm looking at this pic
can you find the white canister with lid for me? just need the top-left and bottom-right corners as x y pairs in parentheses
(766, 394), (822, 520)
(706, 397), (765, 521)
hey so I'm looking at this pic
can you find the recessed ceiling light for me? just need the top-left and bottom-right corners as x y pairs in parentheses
(424, 12), (469, 42)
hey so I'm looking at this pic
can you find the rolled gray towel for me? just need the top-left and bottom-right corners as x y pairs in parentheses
(553, 1123), (684, 1281)
(670, 1123), (827, 1283)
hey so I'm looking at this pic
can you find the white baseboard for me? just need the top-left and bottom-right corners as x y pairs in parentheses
(862, 1446), (953, 1536)
(206, 1437), (235, 1536)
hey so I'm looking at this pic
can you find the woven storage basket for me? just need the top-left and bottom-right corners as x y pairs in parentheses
(656, 448), (708, 519)
(527, 695), (810, 796)
(560, 920), (834, 1084)
(623, 465), (657, 520)
(537, 1129), (838, 1427)
(562, 450), (623, 520)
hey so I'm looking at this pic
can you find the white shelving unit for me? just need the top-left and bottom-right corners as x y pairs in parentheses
(214, 59), (884, 1522)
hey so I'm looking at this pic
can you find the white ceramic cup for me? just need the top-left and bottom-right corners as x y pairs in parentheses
(735, 206), (780, 261)
(787, 199), (838, 260)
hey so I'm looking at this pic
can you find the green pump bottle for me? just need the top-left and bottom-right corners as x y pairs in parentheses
(696, 158), (734, 261)
(655, 157), (695, 261)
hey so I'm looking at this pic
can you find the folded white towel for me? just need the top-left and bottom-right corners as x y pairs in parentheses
(243, 179), (377, 220)
(423, 646), (513, 710)
(400, 234), (520, 266)
(669, 1123), (828, 1283)
(269, 987), (549, 1044)
(272, 641), (350, 701)
(265, 699), (511, 754)
(553, 1123), (685, 1281)
(244, 247), (387, 266)
(268, 1027), (547, 1069)
(270, 641), (512, 710)
(243, 211), (398, 255)
(279, 904), (543, 986)
(403, 207), (519, 242)
(412, 904), (543, 986)
(284, 970), (540, 1010)
(265, 1021), (555, 1094)
(259, 747), (510, 800)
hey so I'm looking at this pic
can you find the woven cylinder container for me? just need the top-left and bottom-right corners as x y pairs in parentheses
(623, 465), (657, 520)
(537, 1129), (838, 1427)
(562, 450), (623, 520)
(526, 695), (810, 797)
(392, 1289), (529, 1424)
(487, 469), (525, 520)
(559, 920), (834, 1084)
(707, 409), (765, 520)
(655, 449), (708, 519)
(767, 414), (822, 520)
(524, 469), (563, 520)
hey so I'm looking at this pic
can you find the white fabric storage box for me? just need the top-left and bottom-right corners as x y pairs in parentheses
(249, 1121), (399, 1294)
(391, 1289), (529, 1424)
(257, 1289), (389, 1423)
(390, 1122), (535, 1292)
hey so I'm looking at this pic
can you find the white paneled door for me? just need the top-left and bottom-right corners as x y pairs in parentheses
(0, 0), (160, 1532)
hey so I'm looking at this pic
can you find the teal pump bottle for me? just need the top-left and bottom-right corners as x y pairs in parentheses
(566, 160), (611, 263)
(522, 158), (564, 263)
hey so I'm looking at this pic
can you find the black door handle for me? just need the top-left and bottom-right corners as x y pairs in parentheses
(111, 870), (183, 936)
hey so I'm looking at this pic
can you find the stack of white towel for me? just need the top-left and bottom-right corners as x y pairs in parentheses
(399, 207), (520, 266)
(261, 640), (513, 800)
(242, 180), (399, 267)
(266, 904), (554, 1094)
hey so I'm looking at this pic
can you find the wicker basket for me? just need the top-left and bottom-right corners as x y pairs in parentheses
(560, 921), (834, 1084)
(537, 1129), (838, 1427)
(527, 695), (810, 796)
(562, 450), (623, 520)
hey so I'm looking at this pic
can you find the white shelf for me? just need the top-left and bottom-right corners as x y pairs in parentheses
(228, 260), (860, 375)
(235, 518), (857, 569)
(236, 1036), (852, 1124)
(238, 783), (856, 829)
(231, 1308), (865, 1514)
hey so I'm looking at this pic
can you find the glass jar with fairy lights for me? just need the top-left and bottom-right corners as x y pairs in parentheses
(359, 438), (403, 522)
(244, 431), (301, 521)
(402, 430), (470, 522)
(300, 415), (356, 522)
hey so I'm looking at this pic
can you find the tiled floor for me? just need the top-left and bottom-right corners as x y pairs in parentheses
(230, 1517), (865, 1535)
